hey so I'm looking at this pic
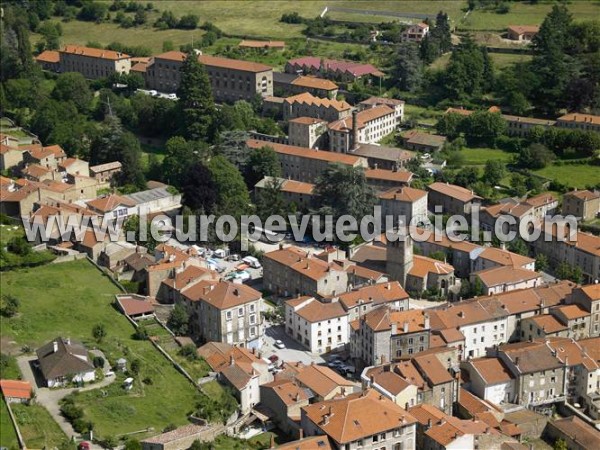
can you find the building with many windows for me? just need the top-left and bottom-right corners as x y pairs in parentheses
(285, 296), (349, 354)
(145, 51), (273, 102)
(59, 45), (131, 79)
(180, 280), (263, 349)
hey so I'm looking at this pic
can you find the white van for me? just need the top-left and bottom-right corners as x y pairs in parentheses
(242, 256), (262, 269)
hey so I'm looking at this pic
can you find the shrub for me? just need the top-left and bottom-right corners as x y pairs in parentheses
(93, 356), (105, 368)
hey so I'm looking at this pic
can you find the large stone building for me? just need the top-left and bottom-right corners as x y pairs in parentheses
(562, 189), (600, 221)
(263, 246), (349, 298)
(287, 117), (329, 149)
(379, 187), (428, 229)
(59, 45), (131, 79)
(301, 389), (417, 450)
(180, 280), (263, 349)
(351, 307), (431, 366)
(246, 139), (367, 184)
(427, 182), (482, 216)
(285, 296), (349, 353)
(145, 51), (273, 102)
(556, 113), (600, 133)
(282, 92), (352, 122)
(328, 106), (398, 153)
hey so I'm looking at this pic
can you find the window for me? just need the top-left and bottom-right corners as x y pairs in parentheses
(226, 311), (232, 321)
(249, 314), (256, 325)
(238, 307), (244, 316)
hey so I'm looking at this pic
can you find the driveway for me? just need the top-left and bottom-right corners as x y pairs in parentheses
(262, 324), (324, 365)
(17, 355), (115, 450)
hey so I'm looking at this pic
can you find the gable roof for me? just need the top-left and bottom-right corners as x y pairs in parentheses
(86, 194), (135, 213)
(290, 298), (347, 323)
(294, 364), (354, 398)
(473, 266), (541, 288)
(198, 54), (272, 73)
(468, 357), (515, 385)
(0, 380), (32, 399)
(302, 389), (416, 444)
(116, 295), (155, 317)
(284, 92), (352, 112)
(184, 280), (261, 310)
(36, 50), (60, 63)
(336, 282), (408, 311)
(61, 45), (130, 60)
(379, 186), (427, 202)
(428, 182), (482, 203)
(35, 337), (94, 380)
(247, 139), (364, 166)
(262, 379), (310, 405)
(275, 436), (333, 450)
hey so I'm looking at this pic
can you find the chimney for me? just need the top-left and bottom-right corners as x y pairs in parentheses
(424, 313), (430, 330)
(370, 375), (374, 385)
(403, 321), (409, 333)
(405, 402), (409, 411)
(515, 357), (520, 366)
(299, 428), (304, 440)
(269, 434), (275, 449)
(230, 354), (235, 366)
(380, 354), (386, 365)
(350, 110), (359, 152)
(53, 341), (58, 353)
(427, 418), (432, 430)
(391, 322), (398, 335)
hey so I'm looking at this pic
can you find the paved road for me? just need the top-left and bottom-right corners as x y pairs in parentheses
(17, 355), (115, 450)
(262, 324), (325, 365)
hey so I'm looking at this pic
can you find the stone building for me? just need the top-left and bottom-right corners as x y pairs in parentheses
(145, 51), (273, 102)
(59, 45), (131, 79)
(562, 189), (600, 221)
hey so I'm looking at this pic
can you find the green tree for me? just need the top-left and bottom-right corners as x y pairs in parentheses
(52, 72), (93, 113)
(535, 254), (549, 272)
(459, 111), (507, 146)
(246, 145), (281, 188)
(444, 35), (488, 100)
(517, 143), (555, 169)
(530, 4), (574, 115)
(436, 113), (464, 139)
(553, 438), (567, 450)
(118, 131), (146, 189)
(161, 137), (200, 187)
(314, 164), (376, 222)
(482, 160), (506, 186)
(92, 323), (107, 343)
(393, 42), (423, 92)
(255, 178), (287, 219)
(167, 304), (189, 336)
(1, 295), (20, 318)
(1, 5), (34, 81)
(181, 162), (218, 213)
(207, 155), (251, 217)
(177, 52), (216, 141)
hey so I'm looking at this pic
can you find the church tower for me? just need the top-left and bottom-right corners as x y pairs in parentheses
(386, 228), (414, 288)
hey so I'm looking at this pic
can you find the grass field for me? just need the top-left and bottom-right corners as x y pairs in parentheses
(534, 164), (600, 189)
(0, 354), (22, 380)
(0, 223), (25, 246)
(459, 147), (514, 165)
(12, 404), (69, 449)
(0, 260), (200, 439)
(431, 51), (532, 70)
(461, 1), (599, 31)
(0, 398), (18, 449)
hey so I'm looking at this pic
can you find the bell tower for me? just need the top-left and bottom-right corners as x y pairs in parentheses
(386, 228), (414, 288)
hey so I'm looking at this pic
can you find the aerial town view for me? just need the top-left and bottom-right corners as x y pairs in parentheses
(1, 0), (600, 449)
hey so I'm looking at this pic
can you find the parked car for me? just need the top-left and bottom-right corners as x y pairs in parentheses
(228, 254), (240, 261)
(213, 248), (227, 258)
(274, 339), (285, 349)
(268, 354), (279, 363)
(242, 256), (262, 269)
(78, 442), (91, 450)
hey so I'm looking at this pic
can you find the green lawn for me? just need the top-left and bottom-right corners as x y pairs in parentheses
(459, 147), (514, 166)
(0, 260), (200, 439)
(431, 51), (532, 70)
(461, 1), (599, 31)
(0, 398), (18, 449)
(12, 404), (69, 449)
(533, 164), (600, 189)
(0, 354), (22, 380)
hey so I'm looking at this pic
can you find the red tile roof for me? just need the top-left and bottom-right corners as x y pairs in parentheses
(61, 45), (130, 60)
(0, 380), (32, 399)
